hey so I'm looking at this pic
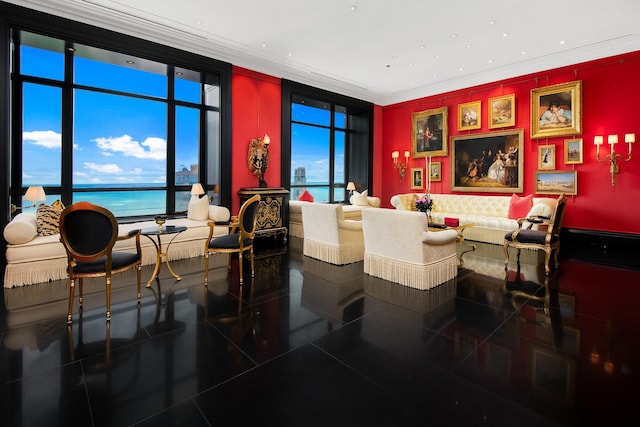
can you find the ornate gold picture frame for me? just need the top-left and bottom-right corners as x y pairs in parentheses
(410, 168), (424, 190)
(488, 94), (515, 129)
(538, 145), (556, 170)
(458, 101), (481, 131)
(531, 81), (582, 139)
(564, 138), (583, 164)
(412, 107), (448, 158)
(429, 161), (442, 182)
(535, 171), (577, 195)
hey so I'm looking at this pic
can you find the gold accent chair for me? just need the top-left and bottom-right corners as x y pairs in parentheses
(204, 194), (261, 284)
(503, 193), (567, 275)
(59, 202), (142, 325)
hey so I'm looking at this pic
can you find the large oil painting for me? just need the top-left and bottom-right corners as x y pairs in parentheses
(531, 81), (582, 139)
(451, 129), (524, 193)
(412, 107), (448, 158)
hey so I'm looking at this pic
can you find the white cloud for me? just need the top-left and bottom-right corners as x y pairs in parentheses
(92, 134), (166, 160)
(83, 162), (123, 174)
(23, 130), (61, 149)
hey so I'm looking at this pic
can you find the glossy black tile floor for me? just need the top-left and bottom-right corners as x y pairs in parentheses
(1, 238), (639, 426)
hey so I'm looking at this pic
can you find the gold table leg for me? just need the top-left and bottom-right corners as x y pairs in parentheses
(144, 232), (183, 287)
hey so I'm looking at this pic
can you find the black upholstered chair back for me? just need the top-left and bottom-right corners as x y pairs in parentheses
(60, 202), (118, 262)
(239, 194), (261, 238)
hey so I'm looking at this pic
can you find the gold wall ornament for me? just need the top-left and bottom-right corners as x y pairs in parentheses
(247, 134), (270, 187)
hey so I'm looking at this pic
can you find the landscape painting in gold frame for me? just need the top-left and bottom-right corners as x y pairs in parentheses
(458, 101), (481, 131)
(450, 129), (523, 193)
(535, 170), (577, 195)
(564, 138), (583, 164)
(412, 107), (448, 158)
(531, 80), (582, 139)
(488, 94), (515, 129)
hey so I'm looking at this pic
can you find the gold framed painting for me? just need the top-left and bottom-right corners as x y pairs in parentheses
(488, 94), (515, 128)
(538, 145), (556, 170)
(458, 101), (481, 131)
(531, 80), (582, 138)
(535, 170), (577, 195)
(412, 106), (448, 158)
(410, 168), (424, 190)
(429, 161), (442, 182)
(450, 129), (524, 193)
(564, 138), (583, 164)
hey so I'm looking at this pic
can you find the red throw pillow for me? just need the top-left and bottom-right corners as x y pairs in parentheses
(298, 190), (314, 202)
(508, 194), (533, 219)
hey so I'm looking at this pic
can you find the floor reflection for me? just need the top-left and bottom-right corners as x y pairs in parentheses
(1, 240), (639, 426)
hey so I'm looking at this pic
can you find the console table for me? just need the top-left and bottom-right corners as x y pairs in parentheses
(238, 187), (289, 249)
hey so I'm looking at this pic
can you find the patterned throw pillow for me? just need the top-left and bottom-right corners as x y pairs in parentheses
(36, 200), (65, 236)
(399, 193), (419, 211)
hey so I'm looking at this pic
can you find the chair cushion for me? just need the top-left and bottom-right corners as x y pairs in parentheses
(508, 194), (533, 219)
(504, 229), (558, 245)
(72, 251), (141, 274)
(208, 233), (253, 249)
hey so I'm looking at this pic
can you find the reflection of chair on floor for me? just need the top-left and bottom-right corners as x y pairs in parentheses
(60, 202), (142, 325)
(205, 194), (260, 284)
(302, 203), (364, 265)
(301, 257), (364, 328)
(504, 193), (567, 275)
(362, 209), (458, 290)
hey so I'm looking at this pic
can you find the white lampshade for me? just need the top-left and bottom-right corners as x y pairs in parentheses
(190, 183), (205, 196)
(346, 181), (356, 191)
(625, 133), (635, 143)
(608, 134), (618, 145)
(594, 135), (604, 146)
(24, 186), (46, 203)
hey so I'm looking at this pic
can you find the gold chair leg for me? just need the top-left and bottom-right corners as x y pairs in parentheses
(78, 278), (84, 308)
(67, 278), (76, 325)
(106, 276), (112, 322)
(543, 249), (552, 275)
(204, 252), (209, 283)
(250, 248), (255, 278)
(239, 251), (244, 284)
(137, 264), (142, 303)
(503, 243), (510, 267)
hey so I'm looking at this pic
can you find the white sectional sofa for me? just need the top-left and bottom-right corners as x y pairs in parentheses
(289, 190), (381, 238)
(3, 197), (231, 288)
(390, 193), (557, 245)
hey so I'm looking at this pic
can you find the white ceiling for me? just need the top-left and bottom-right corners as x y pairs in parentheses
(7, 0), (640, 105)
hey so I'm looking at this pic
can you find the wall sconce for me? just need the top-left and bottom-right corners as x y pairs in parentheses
(11, 186), (47, 213)
(392, 150), (410, 182)
(594, 133), (634, 187)
(346, 181), (356, 196)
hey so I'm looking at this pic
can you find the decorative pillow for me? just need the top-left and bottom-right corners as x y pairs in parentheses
(36, 200), (64, 236)
(3, 212), (38, 244)
(187, 195), (209, 221)
(208, 205), (231, 222)
(350, 189), (369, 206)
(298, 190), (314, 202)
(398, 193), (419, 211)
(508, 194), (533, 219)
(526, 203), (553, 219)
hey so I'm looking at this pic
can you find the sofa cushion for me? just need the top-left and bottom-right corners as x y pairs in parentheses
(208, 205), (231, 222)
(508, 194), (533, 219)
(397, 193), (419, 211)
(350, 189), (369, 206)
(187, 195), (209, 220)
(526, 202), (553, 218)
(36, 201), (64, 236)
(3, 213), (38, 245)
(298, 190), (314, 202)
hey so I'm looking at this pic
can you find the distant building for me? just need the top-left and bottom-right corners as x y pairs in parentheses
(176, 164), (198, 185)
(292, 167), (306, 199)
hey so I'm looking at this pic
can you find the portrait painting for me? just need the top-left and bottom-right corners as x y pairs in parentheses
(488, 94), (515, 128)
(429, 161), (442, 182)
(410, 168), (424, 190)
(564, 138), (583, 164)
(531, 81), (582, 138)
(538, 145), (556, 170)
(450, 129), (524, 193)
(458, 101), (481, 131)
(412, 107), (448, 158)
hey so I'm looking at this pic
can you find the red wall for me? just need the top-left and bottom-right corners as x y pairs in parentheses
(381, 52), (640, 235)
(231, 67), (282, 213)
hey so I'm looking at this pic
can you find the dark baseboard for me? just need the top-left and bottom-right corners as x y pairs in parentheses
(561, 228), (640, 270)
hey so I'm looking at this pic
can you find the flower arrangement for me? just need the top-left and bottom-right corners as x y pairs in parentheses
(415, 195), (433, 212)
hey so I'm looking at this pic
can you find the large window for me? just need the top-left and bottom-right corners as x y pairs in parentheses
(283, 81), (373, 203)
(12, 30), (226, 217)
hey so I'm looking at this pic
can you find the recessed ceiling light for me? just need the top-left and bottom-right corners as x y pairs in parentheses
(488, 59), (493, 64)
(560, 40), (566, 45)
(126, 60), (135, 64)
(288, 52), (293, 57)
(450, 34), (458, 38)
(176, 71), (184, 76)
(195, 20), (203, 25)
(459, 67), (464, 71)
(434, 54), (440, 59)
(521, 50), (527, 55)
(502, 32), (509, 38)
(419, 45), (425, 50)
(489, 20), (496, 25)
(350, 5), (357, 11)
(465, 44), (472, 49)
(261, 43), (268, 48)
(408, 63), (414, 67)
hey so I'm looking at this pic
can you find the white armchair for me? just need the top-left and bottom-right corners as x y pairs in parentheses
(362, 209), (458, 290)
(301, 203), (365, 265)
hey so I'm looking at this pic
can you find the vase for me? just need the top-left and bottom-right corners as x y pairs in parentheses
(426, 210), (432, 224)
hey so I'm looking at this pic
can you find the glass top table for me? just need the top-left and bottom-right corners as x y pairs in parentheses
(140, 225), (187, 287)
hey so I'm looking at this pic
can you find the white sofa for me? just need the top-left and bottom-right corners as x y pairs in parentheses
(362, 209), (459, 290)
(301, 203), (365, 265)
(289, 190), (380, 238)
(3, 197), (231, 288)
(390, 193), (557, 245)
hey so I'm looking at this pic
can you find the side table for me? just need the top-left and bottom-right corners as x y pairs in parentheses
(141, 225), (187, 287)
